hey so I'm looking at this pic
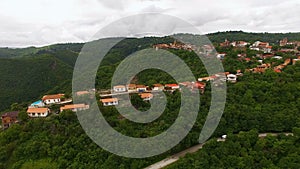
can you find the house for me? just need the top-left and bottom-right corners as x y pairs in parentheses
(165, 84), (180, 90)
(280, 38), (300, 47)
(237, 53), (247, 58)
(1, 111), (19, 129)
(152, 84), (164, 91)
(179, 81), (192, 87)
(280, 38), (288, 46)
(27, 107), (49, 117)
(274, 69), (282, 73)
(236, 70), (243, 76)
(76, 91), (90, 96)
(251, 64), (270, 73)
(193, 82), (206, 94)
(227, 74), (237, 83)
(42, 94), (64, 105)
(258, 60), (263, 64)
(60, 104), (89, 112)
(113, 85), (127, 93)
(101, 98), (119, 106)
(220, 39), (231, 47)
(283, 59), (291, 66)
(217, 53), (226, 60)
(244, 58), (251, 62)
(236, 41), (249, 47)
(140, 93), (153, 101)
(202, 45), (214, 54)
(250, 41), (272, 53)
(273, 56), (283, 60)
(262, 54), (274, 59)
(280, 49), (297, 53)
(231, 41), (249, 47)
(136, 85), (147, 92)
(30, 100), (45, 108)
(263, 46), (272, 53)
(198, 76), (213, 82)
(293, 59), (300, 65)
(126, 84), (136, 93)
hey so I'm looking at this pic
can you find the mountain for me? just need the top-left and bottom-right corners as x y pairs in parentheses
(1, 31), (299, 111)
(207, 31), (300, 44)
(0, 43), (85, 110)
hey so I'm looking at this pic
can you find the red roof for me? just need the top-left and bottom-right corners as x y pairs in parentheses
(194, 82), (206, 89)
(165, 84), (179, 87)
(274, 69), (282, 73)
(42, 94), (64, 101)
(140, 93), (153, 99)
(136, 85), (147, 88)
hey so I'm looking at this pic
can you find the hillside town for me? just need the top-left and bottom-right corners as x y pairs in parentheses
(2, 37), (300, 130)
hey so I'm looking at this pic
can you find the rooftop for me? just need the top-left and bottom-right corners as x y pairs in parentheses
(101, 98), (118, 103)
(61, 104), (88, 110)
(27, 107), (48, 113)
(2, 111), (19, 118)
(42, 94), (64, 101)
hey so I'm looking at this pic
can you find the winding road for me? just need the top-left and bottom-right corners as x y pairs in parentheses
(144, 133), (293, 169)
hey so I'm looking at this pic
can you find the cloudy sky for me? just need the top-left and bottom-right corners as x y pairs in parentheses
(1, 0), (300, 47)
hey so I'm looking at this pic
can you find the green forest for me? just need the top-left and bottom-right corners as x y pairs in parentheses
(166, 129), (300, 169)
(0, 31), (300, 168)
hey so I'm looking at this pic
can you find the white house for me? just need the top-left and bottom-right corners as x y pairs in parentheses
(113, 85), (127, 93)
(217, 53), (226, 60)
(101, 98), (119, 106)
(152, 84), (164, 91)
(60, 104), (89, 112)
(136, 85), (147, 92)
(140, 93), (153, 101)
(227, 74), (237, 83)
(126, 84), (136, 93)
(27, 107), (49, 117)
(165, 84), (180, 90)
(42, 94), (64, 105)
(273, 56), (283, 60)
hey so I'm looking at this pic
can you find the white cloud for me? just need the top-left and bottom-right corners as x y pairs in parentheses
(0, 0), (299, 47)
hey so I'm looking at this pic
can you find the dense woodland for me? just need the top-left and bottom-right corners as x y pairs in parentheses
(0, 31), (300, 168)
(166, 129), (300, 169)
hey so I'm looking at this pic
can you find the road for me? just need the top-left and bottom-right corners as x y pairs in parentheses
(144, 133), (293, 169)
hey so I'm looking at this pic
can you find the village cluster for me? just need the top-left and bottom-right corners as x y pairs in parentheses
(2, 38), (300, 130)
(217, 38), (300, 73)
(1, 93), (89, 129)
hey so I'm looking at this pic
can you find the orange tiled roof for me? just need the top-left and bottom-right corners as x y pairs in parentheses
(165, 84), (179, 87)
(42, 94), (64, 101)
(127, 84), (136, 88)
(27, 107), (48, 113)
(140, 93), (153, 99)
(101, 98), (118, 103)
(76, 91), (89, 95)
(136, 85), (147, 88)
(153, 84), (163, 87)
(114, 85), (126, 88)
(61, 104), (87, 110)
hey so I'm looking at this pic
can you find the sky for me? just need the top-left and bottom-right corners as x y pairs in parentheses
(1, 0), (300, 47)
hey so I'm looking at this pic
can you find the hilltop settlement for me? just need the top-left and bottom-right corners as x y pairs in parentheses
(2, 37), (300, 130)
